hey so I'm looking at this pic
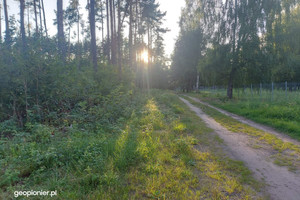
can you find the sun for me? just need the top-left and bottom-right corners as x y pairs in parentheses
(141, 50), (149, 63)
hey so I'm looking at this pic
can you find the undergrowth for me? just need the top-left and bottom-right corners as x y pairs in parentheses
(0, 90), (264, 199)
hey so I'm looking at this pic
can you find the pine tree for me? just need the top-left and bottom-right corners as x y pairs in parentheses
(20, 0), (26, 49)
(89, 0), (98, 72)
(41, 0), (47, 37)
(57, 0), (65, 61)
(3, 0), (10, 44)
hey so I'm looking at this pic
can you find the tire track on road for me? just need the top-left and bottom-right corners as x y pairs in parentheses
(180, 97), (300, 200)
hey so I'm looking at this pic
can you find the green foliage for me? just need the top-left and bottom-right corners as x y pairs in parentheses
(171, 28), (205, 91)
(0, 88), (144, 197)
(173, 1), (300, 94)
(1, 90), (264, 199)
(26, 123), (53, 143)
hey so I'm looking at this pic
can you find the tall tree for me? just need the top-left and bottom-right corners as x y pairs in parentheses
(226, 0), (238, 99)
(27, 0), (31, 37)
(57, 0), (65, 61)
(100, 1), (104, 44)
(129, 0), (133, 67)
(41, 0), (47, 37)
(65, 0), (78, 47)
(38, 0), (43, 33)
(33, 0), (38, 35)
(0, 3), (2, 42)
(20, 0), (26, 49)
(141, 0), (167, 64)
(76, 0), (80, 43)
(134, 0), (139, 69)
(117, 0), (122, 77)
(95, 0), (105, 58)
(106, 0), (111, 61)
(89, 0), (98, 72)
(3, 0), (10, 44)
(110, 0), (117, 64)
(20, 0), (28, 119)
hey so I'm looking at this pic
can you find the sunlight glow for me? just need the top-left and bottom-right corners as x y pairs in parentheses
(141, 50), (149, 63)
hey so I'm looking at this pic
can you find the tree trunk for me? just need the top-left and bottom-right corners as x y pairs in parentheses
(20, 0), (26, 50)
(77, 7), (80, 43)
(129, 0), (133, 67)
(100, 2), (104, 59)
(227, 0), (238, 99)
(110, 0), (117, 64)
(38, 0), (43, 34)
(113, 0), (116, 41)
(41, 0), (48, 37)
(27, 0), (31, 37)
(24, 79), (28, 122)
(89, 0), (98, 72)
(57, 0), (65, 61)
(196, 74), (199, 90)
(3, 0), (10, 44)
(227, 69), (234, 99)
(147, 24), (151, 64)
(135, 0), (139, 59)
(76, 6), (81, 70)
(106, 0), (110, 62)
(117, 0), (122, 79)
(33, 0), (39, 35)
(67, 26), (70, 44)
(0, 3), (2, 42)
(134, 0), (139, 87)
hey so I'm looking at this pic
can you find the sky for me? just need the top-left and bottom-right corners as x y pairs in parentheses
(1, 0), (185, 57)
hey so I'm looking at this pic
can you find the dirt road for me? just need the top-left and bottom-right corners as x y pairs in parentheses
(180, 97), (300, 200)
(187, 96), (300, 146)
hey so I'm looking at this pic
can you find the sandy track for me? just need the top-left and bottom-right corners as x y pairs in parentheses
(187, 96), (300, 146)
(180, 97), (300, 200)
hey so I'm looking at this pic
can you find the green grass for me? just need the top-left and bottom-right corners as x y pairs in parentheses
(190, 90), (300, 140)
(0, 90), (264, 199)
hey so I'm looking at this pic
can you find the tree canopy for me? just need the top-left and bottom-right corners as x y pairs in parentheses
(171, 0), (300, 98)
(0, 0), (169, 125)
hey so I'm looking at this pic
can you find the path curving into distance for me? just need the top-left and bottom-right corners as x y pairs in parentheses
(187, 96), (300, 146)
(180, 97), (300, 200)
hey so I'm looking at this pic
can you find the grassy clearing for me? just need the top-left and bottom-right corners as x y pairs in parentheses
(189, 90), (300, 140)
(1, 90), (264, 199)
(183, 95), (300, 171)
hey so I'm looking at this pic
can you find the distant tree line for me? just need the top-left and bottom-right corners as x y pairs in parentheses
(171, 0), (300, 98)
(0, 0), (169, 125)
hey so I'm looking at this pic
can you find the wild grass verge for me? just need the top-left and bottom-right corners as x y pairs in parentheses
(1, 90), (264, 199)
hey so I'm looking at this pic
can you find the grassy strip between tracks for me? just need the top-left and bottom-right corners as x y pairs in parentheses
(189, 92), (300, 141)
(183, 95), (300, 172)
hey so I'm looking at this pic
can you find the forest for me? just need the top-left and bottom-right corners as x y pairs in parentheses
(172, 0), (300, 98)
(1, 0), (300, 199)
(0, 0), (169, 125)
